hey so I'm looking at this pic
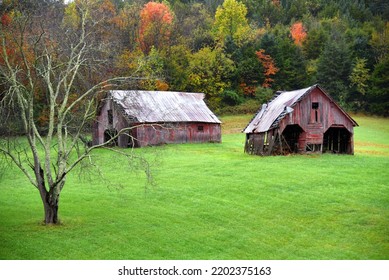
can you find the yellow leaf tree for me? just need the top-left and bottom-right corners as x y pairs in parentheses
(213, 0), (251, 47)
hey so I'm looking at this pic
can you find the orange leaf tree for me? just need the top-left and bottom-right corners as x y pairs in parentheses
(290, 21), (307, 46)
(139, 1), (174, 54)
(256, 49), (279, 88)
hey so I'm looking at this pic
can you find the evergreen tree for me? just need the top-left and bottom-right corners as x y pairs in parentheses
(368, 58), (389, 115)
(316, 30), (352, 105)
(272, 35), (307, 90)
(302, 27), (327, 60)
(259, 27), (307, 90)
(348, 57), (370, 111)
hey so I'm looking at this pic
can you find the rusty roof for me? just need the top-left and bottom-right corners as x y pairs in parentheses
(109, 90), (221, 124)
(243, 84), (357, 134)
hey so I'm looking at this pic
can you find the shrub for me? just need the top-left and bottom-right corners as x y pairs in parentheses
(221, 90), (244, 106)
(254, 86), (274, 104)
(218, 99), (261, 115)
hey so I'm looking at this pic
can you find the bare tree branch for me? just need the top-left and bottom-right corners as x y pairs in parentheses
(0, 2), (155, 224)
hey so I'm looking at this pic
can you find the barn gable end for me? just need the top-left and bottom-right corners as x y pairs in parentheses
(244, 84), (358, 156)
(93, 90), (221, 148)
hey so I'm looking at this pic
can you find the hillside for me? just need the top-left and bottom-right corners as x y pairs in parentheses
(0, 115), (388, 259)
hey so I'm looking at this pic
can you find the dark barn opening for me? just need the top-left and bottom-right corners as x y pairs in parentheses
(323, 127), (351, 154)
(104, 129), (118, 146)
(282, 124), (304, 153)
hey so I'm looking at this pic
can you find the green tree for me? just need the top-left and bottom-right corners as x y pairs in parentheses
(259, 27), (307, 90)
(232, 41), (263, 96)
(368, 58), (389, 115)
(318, 1), (341, 19)
(243, 0), (284, 26)
(285, 0), (308, 22)
(172, 2), (214, 51)
(187, 47), (235, 108)
(316, 30), (352, 104)
(113, 1), (143, 50)
(162, 44), (191, 91)
(370, 22), (389, 63)
(349, 58), (370, 96)
(366, 0), (389, 18)
(139, 46), (167, 90)
(302, 26), (327, 60)
(213, 0), (251, 47)
(346, 26), (375, 70)
(273, 36), (307, 90)
(348, 57), (370, 111)
(116, 46), (167, 90)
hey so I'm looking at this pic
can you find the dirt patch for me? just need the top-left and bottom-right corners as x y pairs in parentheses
(355, 141), (389, 156)
(355, 141), (389, 149)
(355, 149), (389, 156)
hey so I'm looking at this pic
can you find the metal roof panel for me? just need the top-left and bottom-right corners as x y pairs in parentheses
(110, 90), (221, 124)
(243, 85), (314, 133)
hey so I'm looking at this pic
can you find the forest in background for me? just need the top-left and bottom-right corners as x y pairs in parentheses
(1, 0), (388, 134)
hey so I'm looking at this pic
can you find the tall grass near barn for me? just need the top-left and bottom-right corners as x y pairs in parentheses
(0, 115), (388, 259)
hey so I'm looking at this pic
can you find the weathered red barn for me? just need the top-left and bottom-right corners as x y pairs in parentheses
(243, 84), (358, 156)
(93, 90), (221, 147)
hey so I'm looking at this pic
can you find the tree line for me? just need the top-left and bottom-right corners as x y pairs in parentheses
(1, 0), (389, 122)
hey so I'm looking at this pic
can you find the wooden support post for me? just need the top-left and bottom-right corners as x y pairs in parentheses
(257, 134), (264, 155)
(278, 130), (283, 154)
(338, 129), (341, 152)
(267, 130), (275, 156)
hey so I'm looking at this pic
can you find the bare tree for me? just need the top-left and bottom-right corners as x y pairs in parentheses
(0, 1), (149, 224)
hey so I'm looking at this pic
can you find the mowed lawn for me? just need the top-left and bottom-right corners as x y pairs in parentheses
(0, 115), (388, 260)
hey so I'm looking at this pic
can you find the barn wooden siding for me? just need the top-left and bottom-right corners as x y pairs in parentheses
(117, 122), (221, 148)
(244, 85), (358, 156)
(93, 90), (221, 147)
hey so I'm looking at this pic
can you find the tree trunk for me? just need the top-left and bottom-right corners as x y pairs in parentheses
(40, 187), (60, 225)
(43, 199), (59, 225)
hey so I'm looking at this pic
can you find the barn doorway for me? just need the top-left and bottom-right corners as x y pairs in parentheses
(323, 126), (352, 154)
(282, 124), (303, 153)
(104, 129), (118, 146)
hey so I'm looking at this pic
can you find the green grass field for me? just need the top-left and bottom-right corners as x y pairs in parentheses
(0, 115), (388, 260)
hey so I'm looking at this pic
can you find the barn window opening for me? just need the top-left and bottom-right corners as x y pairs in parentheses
(198, 125), (204, 132)
(311, 102), (320, 123)
(107, 109), (113, 125)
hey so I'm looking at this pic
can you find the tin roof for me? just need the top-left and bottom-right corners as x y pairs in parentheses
(109, 90), (221, 124)
(243, 86), (313, 133)
(243, 84), (357, 134)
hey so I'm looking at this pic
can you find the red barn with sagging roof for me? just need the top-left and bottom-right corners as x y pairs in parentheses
(93, 90), (221, 148)
(243, 84), (358, 156)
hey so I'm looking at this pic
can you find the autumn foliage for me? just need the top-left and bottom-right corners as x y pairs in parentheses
(239, 83), (256, 97)
(1, 13), (12, 26)
(290, 22), (307, 46)
(139, 1), (174, 54)
(256, 49), (279, 88)
(1, 0), (387, 116)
